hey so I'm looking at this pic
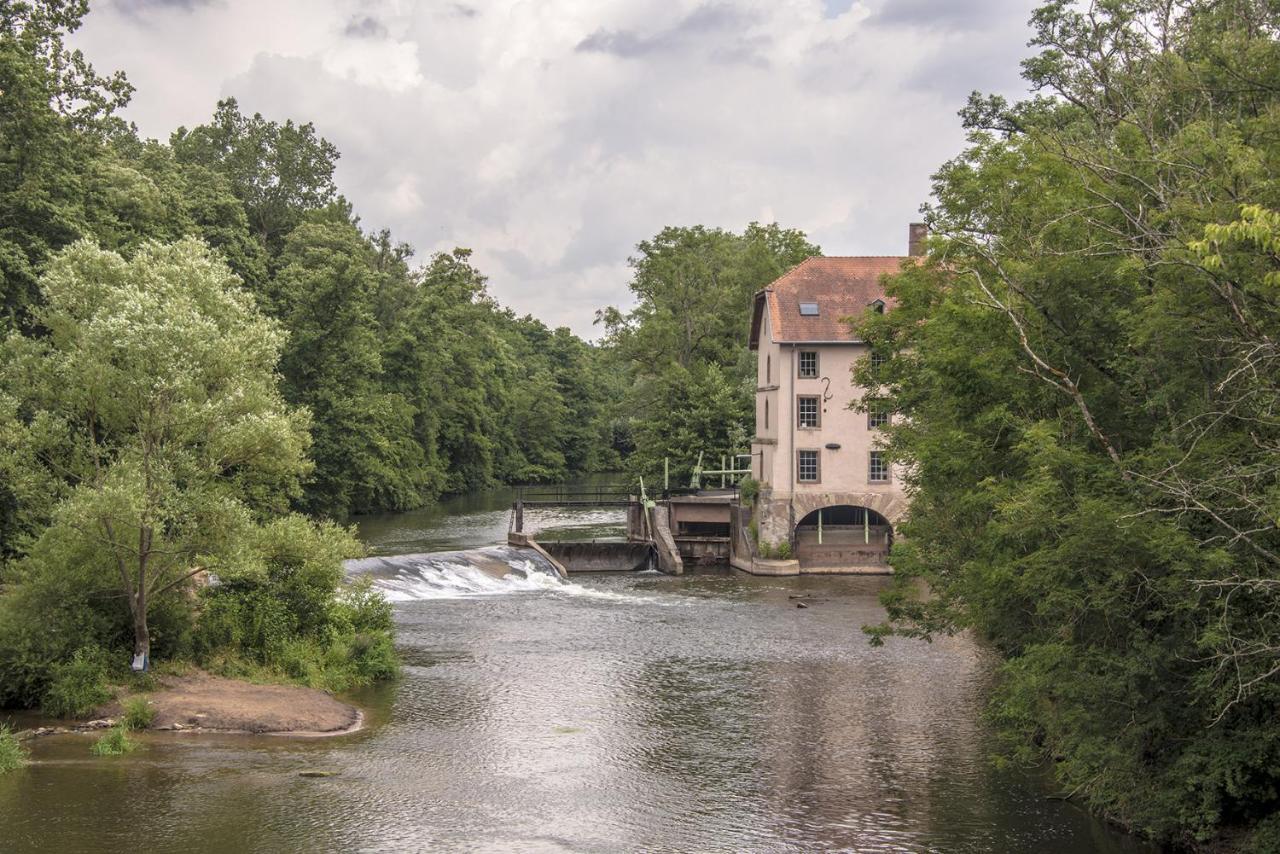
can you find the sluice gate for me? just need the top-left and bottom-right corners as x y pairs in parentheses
(507, 484), (739, 575)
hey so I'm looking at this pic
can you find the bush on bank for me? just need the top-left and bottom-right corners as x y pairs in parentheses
(0, 726), (26, 773)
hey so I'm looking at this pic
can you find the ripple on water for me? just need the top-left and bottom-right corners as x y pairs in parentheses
(3, 562), (1155, 853)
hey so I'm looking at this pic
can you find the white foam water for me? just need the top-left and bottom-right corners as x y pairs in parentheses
(344, 547), (642, 603)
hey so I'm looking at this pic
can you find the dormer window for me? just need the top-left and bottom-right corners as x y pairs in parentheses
(870, 299), (885, 314)
(798, 302), (819, 316)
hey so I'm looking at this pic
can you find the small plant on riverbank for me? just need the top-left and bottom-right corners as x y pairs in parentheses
(91, 725), (136, 756)
(0, 726), (27, 773)
(122, 697), (155, 731)
(738, 477), (759, 504)
(758, 540), (793, 560)
(43, 648), (112, 719)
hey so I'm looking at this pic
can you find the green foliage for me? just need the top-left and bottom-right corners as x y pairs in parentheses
(121, 697), (154, 731)
(192, 523), (397, 692)
(599, 223), (818, 482)
(758, 539), (792, 560)
(90, 724), (136, 757)
(171, 98), (339, 252)
(0, 726), (27, 773)
(42, 647), (111, 719)
(738, 476), (759, 503)
(0, 0), (133, 331)
(856, 1), (1280, 846)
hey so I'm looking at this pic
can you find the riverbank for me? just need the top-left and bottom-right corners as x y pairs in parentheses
(11, 672), (364, 739)
(110, 672), (363, 736)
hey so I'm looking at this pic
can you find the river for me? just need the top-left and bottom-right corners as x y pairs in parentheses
(0, 481), (1152, 853)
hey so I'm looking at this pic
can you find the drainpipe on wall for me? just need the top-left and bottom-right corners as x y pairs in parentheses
(788, 344), (796, 490)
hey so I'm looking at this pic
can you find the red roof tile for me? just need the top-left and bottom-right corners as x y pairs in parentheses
(749, 256), (915, 347)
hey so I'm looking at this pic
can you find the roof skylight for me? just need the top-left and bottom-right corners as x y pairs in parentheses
(798, 302), (819, 316)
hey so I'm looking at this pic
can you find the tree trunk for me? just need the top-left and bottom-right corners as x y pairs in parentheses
(133, 593), (150, 670)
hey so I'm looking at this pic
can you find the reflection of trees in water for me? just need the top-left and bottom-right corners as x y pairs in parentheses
(632, 656), (768, 797)
(752, 635), (995, 850)
(7, 742), (349, 852)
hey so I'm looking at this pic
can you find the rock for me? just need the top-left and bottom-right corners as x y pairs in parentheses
(796, 602), (809, 609)
(298, 770), (337, 778)
(82, 719), (114, 730)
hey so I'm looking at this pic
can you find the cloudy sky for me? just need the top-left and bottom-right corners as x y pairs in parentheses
(73, 0), (1039, 337)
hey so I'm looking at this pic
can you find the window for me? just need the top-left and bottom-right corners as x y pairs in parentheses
(870, 299), (886, 314)
(766, 354), (771, 384)
(868, 407), (890, 429)
(798, 450), (820, 483)
(764, 399), (769, 430)
(798, 350), (818, 378)
(799, 302), (819, 316)
(869, 451), (890, 483)
(797, 395), (820, 428)
(869, 349), (890, 372)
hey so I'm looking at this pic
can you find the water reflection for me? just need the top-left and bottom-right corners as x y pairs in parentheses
(0, 491), (1156, 853)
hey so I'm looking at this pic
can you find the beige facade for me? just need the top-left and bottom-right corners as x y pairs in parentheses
(750, 315), (906, 549)
(745, 240), (921, 569)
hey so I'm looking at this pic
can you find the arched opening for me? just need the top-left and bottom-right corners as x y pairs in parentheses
(794, 505), (892, 569)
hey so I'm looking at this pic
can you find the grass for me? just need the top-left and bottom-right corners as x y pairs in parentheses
(0, 725), (27, 773)
(121, 697), (155, 731)
(90, 724), (137, 757)
(43, 647), (112, 718)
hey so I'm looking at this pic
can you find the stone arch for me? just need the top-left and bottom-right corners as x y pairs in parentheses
(789, 491), (907, 530)
(790, 494), (902, 572)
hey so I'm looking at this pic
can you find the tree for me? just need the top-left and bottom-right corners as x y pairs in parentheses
(270, 219), (426, 516)
(2, 238), (311, 667)
(856, 1), (1280, 846)
(0, 0), (132, 329)
(599, 222), (818, 481)
(170, 98), (340, 252)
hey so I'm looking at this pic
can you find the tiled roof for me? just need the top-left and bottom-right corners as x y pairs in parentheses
(749, 256), (914, 347)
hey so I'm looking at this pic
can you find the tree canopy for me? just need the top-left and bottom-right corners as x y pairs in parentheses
(856, 1), (1280, 847)
(598, 222), (819, 481)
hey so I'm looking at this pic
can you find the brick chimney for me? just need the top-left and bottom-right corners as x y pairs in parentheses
(908, 222), (928, 257)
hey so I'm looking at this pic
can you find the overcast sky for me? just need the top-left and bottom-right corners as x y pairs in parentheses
(73, 0), (1039, 337)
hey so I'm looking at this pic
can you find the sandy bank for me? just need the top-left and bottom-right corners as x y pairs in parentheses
(100, 672), (363, 737)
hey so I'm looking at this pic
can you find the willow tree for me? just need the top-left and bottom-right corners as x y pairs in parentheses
(2, 238), (311, 668)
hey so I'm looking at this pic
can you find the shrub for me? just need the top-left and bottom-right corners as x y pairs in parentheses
(348, 632), (399, 683)
(43, 647), (112, 718)
(0, 726), (27, 773)
(190, 522), (398, 692)
(738, 476), (759, 503)
(121, 697), (154, 731)
(91, 724), (136, 756)
(776, 540), (793, 560)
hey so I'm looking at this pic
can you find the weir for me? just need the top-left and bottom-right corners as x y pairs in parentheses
(508, 482), (741, 575)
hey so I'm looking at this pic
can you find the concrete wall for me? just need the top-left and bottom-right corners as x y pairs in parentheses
(669, 501), (732, 525)
(542, 541), (656, 573)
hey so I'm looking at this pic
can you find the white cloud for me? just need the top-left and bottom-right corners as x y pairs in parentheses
(77, 0), (1039, 338)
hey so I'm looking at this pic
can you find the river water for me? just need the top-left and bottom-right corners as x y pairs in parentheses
(0, 482), (1153, 853)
